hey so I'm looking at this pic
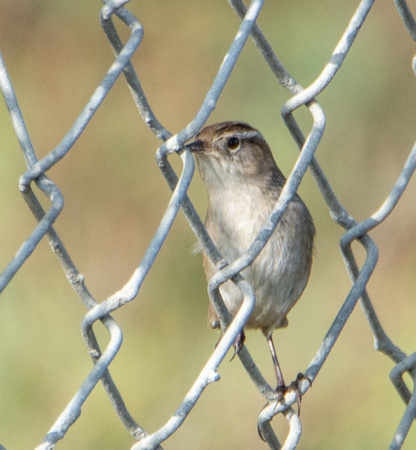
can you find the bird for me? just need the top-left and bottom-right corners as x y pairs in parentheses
(185, 121), (315, 396)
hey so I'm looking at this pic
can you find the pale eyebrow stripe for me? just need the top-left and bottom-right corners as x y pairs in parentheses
(213, 130), (265, 145)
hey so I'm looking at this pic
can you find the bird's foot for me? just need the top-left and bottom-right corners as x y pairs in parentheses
(274, 373), (312, 415)
(229, 329), (246, 362)
(258, 373), (312, 442)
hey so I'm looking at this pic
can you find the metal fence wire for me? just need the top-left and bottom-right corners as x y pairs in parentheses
(1, 0), (416, 449)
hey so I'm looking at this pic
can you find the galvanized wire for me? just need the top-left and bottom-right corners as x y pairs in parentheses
(1, 1), (416, 449)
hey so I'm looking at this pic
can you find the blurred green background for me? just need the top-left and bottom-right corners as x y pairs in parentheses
(1, 1), (416, 449)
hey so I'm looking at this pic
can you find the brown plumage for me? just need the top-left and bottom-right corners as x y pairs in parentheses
(187, 121), (315, 389)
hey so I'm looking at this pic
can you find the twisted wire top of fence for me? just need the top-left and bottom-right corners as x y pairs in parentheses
(1, 1), (416, 449)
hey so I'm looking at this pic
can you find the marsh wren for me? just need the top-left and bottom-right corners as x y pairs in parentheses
(186, 121), (315, 393)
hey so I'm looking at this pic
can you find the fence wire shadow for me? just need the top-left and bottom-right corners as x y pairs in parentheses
(1, 0), (416, 449)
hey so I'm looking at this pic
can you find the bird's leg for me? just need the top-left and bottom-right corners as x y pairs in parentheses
(257, 333), (288, 442)
(267, 333), (310, 415)
(267, 333), (285, 394)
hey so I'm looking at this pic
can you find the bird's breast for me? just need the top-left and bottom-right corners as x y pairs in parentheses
(204, 185), (314, 335)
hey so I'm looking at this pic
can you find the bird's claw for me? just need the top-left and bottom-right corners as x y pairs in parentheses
(288, 372), (312, 415)
(257, 372), (312, 441)
(229, 330), (245, 362)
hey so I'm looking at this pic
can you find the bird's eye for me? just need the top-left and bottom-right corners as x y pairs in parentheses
(227, 137), (240, 151)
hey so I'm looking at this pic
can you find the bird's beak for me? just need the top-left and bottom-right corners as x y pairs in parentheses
(183, 140), (204, 152)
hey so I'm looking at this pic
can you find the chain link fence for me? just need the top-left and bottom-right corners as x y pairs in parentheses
(1, 1), (416, 448)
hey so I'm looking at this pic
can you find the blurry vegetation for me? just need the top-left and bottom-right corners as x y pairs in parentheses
(0, 1), (415, 449)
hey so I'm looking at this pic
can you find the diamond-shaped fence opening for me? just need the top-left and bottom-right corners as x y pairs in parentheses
(1, 1), (416, 449)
